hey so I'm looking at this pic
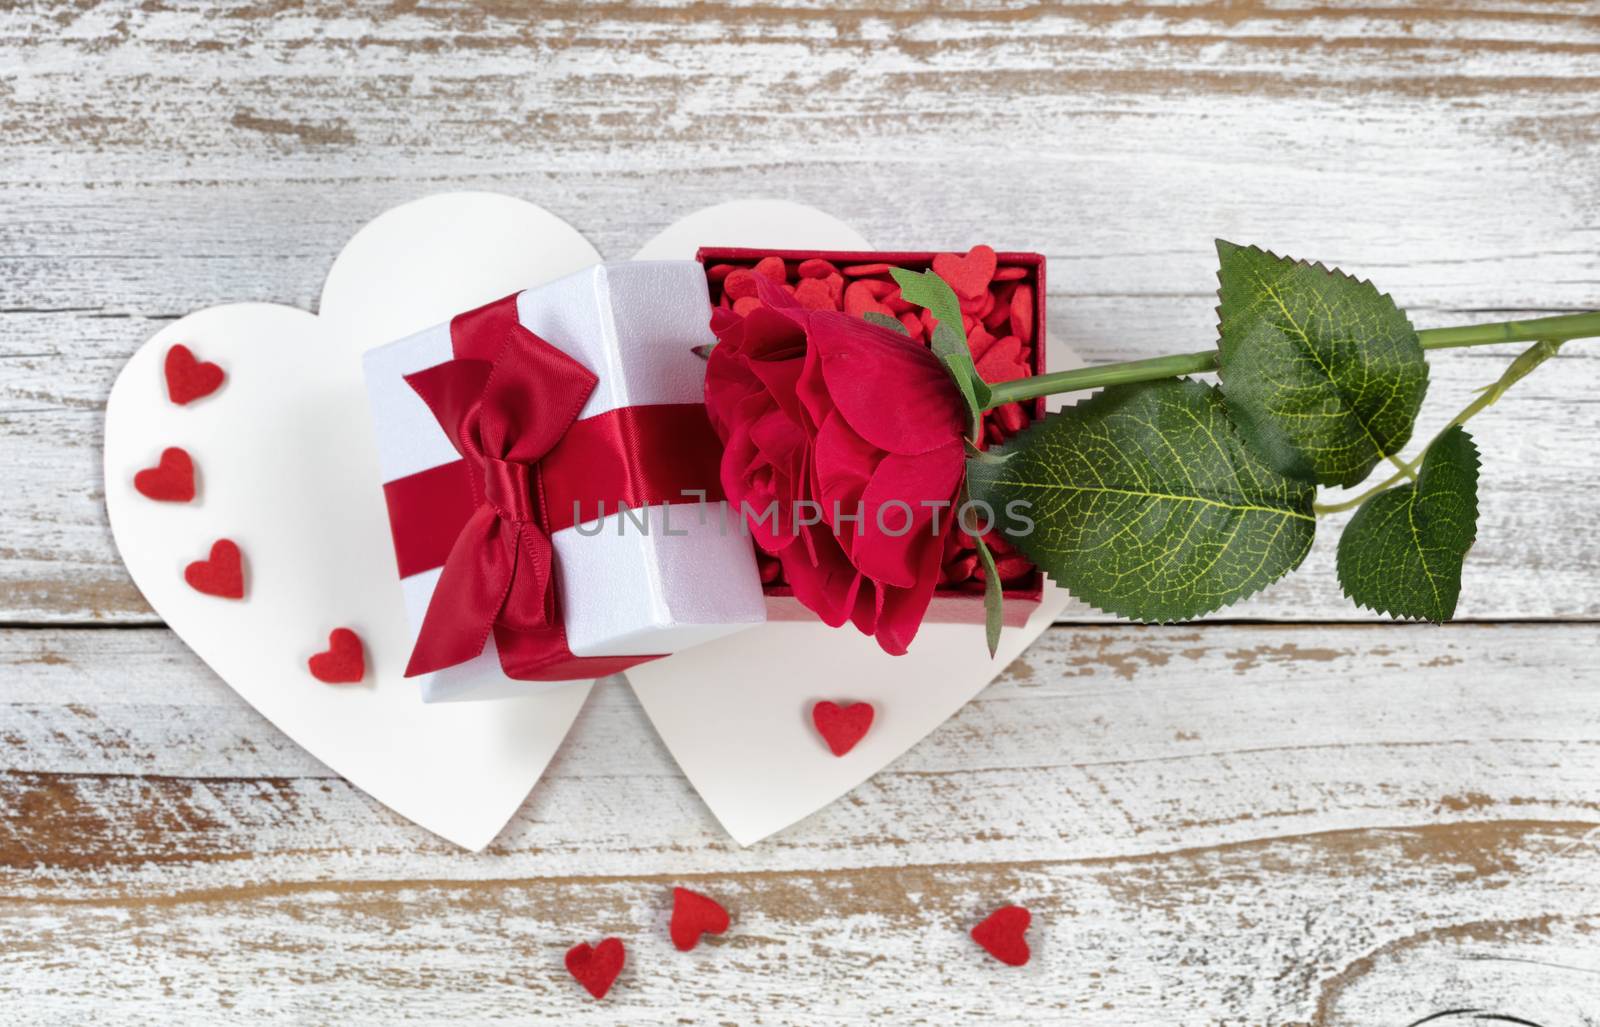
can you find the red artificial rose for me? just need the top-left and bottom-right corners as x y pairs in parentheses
(705, 277), (967, 654)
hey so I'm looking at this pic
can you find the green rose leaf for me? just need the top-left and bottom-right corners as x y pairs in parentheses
(965, 378), (1316, 622)
(890, 266), (964, 336)
(861, 310), (908, 335)
(971, 533), (1005, 657)
(1336, 425), (1480, 622)
(891, 266), (990, 438)
(1215, 240), (1429, 487)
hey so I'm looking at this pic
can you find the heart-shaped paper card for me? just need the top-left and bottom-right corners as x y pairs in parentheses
(104, 193), (1074, 849)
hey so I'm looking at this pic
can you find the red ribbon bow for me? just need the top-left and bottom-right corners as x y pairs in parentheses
(391, 294), (722, 682)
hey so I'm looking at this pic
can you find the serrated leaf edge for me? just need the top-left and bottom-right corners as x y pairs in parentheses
(1212, 240), (1431, 487)
(1334, 427), (1481, 623)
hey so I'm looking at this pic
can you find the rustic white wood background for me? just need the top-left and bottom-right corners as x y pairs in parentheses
(2, 1), (1598, 1024)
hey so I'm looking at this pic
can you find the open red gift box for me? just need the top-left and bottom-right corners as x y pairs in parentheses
(696, 246), (1047, 627)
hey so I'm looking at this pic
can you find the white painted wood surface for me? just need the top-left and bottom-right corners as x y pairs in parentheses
(4, 625), (1600, 1023)
(1, 2), (1597, 1023)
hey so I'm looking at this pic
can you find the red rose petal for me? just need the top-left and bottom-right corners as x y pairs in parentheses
(164, 344), (225, 405)
(308, 627), (365, 684)
(753, 256), (788, 283)
(811, 700), (874, 756)
(932, 244), (997, 300)
(133, 447), (195, 502)
(723, 269), (760, 300)
(1010, 283), (1035, 344)
(808, 316), (966, 454)
(972, 905), (1031, 966)
(184, 539), (244, 599)
(670, 887), (731, 951)
(565, 938), (625, 1000)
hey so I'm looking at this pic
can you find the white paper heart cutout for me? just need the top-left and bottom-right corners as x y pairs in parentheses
(105, 191), (1076, 850)
(105, 194), (604, 850)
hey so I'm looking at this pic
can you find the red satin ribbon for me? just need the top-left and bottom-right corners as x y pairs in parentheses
(384, 293), (724, 682)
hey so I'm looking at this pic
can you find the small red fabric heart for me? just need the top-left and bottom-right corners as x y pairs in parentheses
(811, 701), (874, 757)
(164, 344), (225, 405)
(670, 887), (730, 951)
(565, 937), (625, 999)
(133, 447), (195, 502)
(971, 905), (1031, 966)
(184, 539), (244, 599)
(932, 244), (998, 300)
(308, 628), (365, 684)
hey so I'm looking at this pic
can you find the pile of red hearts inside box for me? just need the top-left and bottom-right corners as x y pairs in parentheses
(702, 246), (1039, 591)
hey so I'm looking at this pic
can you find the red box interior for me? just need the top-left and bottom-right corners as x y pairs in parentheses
(696, 247), (1047, 627)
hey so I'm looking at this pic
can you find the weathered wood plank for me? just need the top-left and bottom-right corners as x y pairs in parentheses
(2, 823), (1596, 1025)
(2, 1), (1598, 622)
(2, 622), (1598, 1023)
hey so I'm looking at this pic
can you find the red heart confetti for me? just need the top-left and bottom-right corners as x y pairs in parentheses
(797, 257), (838, 279)
(184, 539), (244, 599)
(843, 280), (893, 320)
(753, 255), (788, 283)
(971, 905), (1031, 966)
(811, 700), (874, 756)
(932, 244), (997, 300)
(565, 938), (625, 1000)
(794, 277), (835, 311)
(163, 344), (226, 405)
(723, 269), (760, 301)
(308, 628), (365, 684)
(1009, 283), (1035, 344)
(133, 447), (196, 502)
(670, 887), (731, 951)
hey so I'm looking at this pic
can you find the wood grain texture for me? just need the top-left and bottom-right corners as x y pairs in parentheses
(3, 1), (1599, 1022)
(4, 623), (1600, 1024)
(1, 0), (1597, 621)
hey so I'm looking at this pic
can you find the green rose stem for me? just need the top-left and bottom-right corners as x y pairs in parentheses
(1312, 337), (1564, 515)
(981, 310), (1600, 409)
